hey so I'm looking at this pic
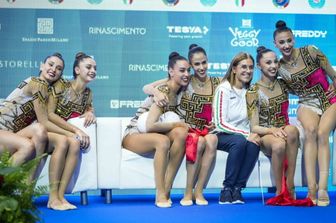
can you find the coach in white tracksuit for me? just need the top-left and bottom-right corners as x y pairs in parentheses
(212, 52), (260, 205)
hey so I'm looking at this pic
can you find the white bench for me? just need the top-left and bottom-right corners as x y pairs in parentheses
(95, 117), (305, 203)
(37, 117), (323, 204)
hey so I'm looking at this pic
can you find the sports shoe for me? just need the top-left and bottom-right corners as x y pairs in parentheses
(219, 187), (232, 204)
(232, 187), (245, 204)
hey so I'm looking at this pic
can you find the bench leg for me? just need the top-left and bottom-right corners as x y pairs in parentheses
(80, 191), (88, 205)
(105, 189), (112, 204)
(101, 189), (106, 197)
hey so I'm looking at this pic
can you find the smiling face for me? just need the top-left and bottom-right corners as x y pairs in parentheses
(74, 57), (97, 83)
(274, 30), (295, 58)
(190, 52), (208, 79)
(40, 56), (64, 84)
(233, 58), (254, 88)
(258, 51), (279, 79)
(169, 59), (190, 87)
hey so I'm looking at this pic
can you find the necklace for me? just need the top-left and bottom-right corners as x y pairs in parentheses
(283, 49), (300, 68)
(193, 77), (210, 88)
(257, 80), (277, 91)
(70, 82), (83, 98)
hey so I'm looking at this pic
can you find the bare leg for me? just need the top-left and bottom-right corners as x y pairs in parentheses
(165, 127), (188, 200)
(316, 104), (336, 206)
(47, 133), (69, 210)
(194, 134), (217, 205)
(181, 136), (205, 206)
(58, 137), (80, 209)
(0, 130), (34, 166)
(17, 123), (48, 180)
(297, 106), (320, 203)
(284, 125), (299, 197)
(123, 133), (171, 207)
(261, 135), (286, 195)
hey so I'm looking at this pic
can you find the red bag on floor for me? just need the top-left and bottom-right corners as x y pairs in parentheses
(185, 128), (208, 163)
(266, 159), (314, 207)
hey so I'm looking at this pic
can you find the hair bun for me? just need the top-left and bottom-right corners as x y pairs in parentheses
(189, 44), (198, 51)
(276, 20), (287, 29)
(169, 52), (180, 60)
(256, 46), (266, 54)
(53, 52), (63, 59)
(75, 52), (87, 59)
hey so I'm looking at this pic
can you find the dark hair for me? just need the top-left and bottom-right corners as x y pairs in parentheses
(188, 44), (207, 62)
(73, 52), (93, 79)
(40, 52), (64, 76)
(43, 52), (64, 67)
(167, 52), (188, 79)
(273, 20), (293, 40)
(223, 52), (254, 88)
(256, 46), (274, 64)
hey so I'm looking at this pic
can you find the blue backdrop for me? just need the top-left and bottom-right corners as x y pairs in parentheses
(0, 9), (335, 118)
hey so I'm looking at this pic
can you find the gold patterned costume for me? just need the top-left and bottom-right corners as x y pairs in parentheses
(51, 78), (93, 120)
(176, 76), (221, 130)
(278, 46), (336, 115)
(0, 77), (49, 132)
(246, 79), (289, 129)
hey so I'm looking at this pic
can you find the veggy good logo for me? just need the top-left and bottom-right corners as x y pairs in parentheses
(229, 19), (260, 47)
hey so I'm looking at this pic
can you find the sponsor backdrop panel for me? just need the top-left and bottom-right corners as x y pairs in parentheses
(1, 0), (335, 14)
(0, 8), (335, 117)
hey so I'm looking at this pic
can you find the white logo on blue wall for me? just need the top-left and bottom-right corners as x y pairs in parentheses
(292, 30), (327, 38)
(308, 0), (325, 8)
(0, 60), (41, 69)
(89, 27), (146, 35)
(273, 0), (289, 8)
(229, 20), (260, 47)
(241, 19), (251, 28)
(110, 100), (144, 109)
(167, 26), (209, 39)
(37, 18), (54, 35)
(207, 62), (230, 76)
(87, 0), (103, 4)
(129, 64), (167, 72)
(21, 18), (68, 42)
(63, 75), (109, 80)
(200, 0), (217, 7)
